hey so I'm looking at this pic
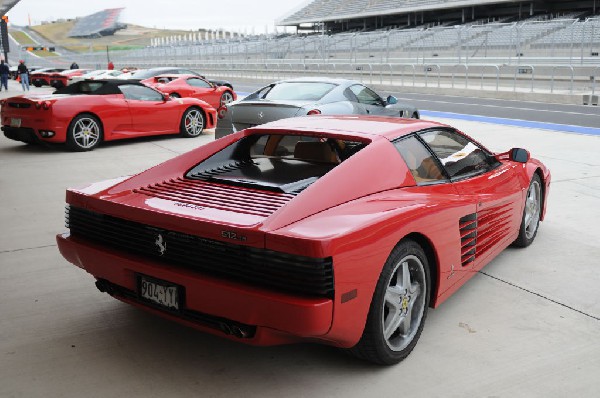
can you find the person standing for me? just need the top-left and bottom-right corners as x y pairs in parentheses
(0, 60), (9, 91)
(18, 60), (29, 91)
(70, 61), (79, 69)
(107, 61), (114, 70)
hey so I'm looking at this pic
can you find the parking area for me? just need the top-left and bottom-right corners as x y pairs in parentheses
(1, 81), (599, 397)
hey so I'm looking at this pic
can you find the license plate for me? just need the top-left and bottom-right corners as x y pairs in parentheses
(10, 118), (21, 128)
(139, 276), (180, 310)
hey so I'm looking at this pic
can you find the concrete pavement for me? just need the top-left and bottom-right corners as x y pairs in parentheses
(0, 80), (599, 397)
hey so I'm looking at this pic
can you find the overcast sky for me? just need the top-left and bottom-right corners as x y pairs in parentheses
(8, 0), (310, 32)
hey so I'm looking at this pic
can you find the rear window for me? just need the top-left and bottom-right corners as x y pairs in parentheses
(247, 82), (336, 101)
(186, 134), (368, 193)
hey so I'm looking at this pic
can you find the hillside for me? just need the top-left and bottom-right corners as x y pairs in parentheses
(29, 21), (202, 53)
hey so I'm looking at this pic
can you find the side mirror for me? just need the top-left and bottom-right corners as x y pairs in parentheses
(509, 148), (530, 163)
(386, 95), (398, 105)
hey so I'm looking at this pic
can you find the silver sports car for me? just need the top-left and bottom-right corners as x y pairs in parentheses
(215, 77), (419, 138)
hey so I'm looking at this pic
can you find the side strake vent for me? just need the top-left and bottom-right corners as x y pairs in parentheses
(134, 177), (295, 217)
(459, 213), (477, 267)
(476, 203), (513, 258)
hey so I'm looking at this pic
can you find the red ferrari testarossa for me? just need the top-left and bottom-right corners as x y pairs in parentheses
(1, 79), (216, 151)
(57, 115), (550, 364)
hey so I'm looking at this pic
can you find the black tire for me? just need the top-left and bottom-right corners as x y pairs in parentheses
(66, 114), (103, 151)
(170, 93), (181, 98)
(411, 112), (419, 119)
(513, 174), (542, 247)
(179, 107), (205, 138)
(220, 91), (234, 106)
(348, 239), (431, 365)
(33, 82), (42, 88)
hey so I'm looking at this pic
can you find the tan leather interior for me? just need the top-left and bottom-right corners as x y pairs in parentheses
(294, 141), (338, 163)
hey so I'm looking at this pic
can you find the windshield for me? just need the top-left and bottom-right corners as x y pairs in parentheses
(251, 82), (337, 101)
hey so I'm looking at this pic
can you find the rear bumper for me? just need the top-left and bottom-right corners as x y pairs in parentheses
(2, 126), (41, 144)
(56, 233), (334, 345)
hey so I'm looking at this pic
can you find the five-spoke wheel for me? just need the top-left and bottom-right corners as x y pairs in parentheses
(349, 240), (430, 365)
(67, 114), (102, 151)
(220, 91), (234, 106)
(180, 107), (205, 137)
(514, 174), (542, 247)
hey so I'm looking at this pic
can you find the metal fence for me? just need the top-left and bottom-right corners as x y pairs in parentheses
(21, 17), (600, 97)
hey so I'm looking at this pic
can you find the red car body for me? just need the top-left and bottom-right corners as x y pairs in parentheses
(1, 79), (217, 150)
(141, 74), (237, 109)
(49, 69), (91, 88)
(30, 68), (67, 87)
(56, 115), (550, 363)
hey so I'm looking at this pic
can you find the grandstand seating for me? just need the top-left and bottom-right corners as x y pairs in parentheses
(68, 8), (126, 38)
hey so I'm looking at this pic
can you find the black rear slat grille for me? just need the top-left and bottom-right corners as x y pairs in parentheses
(68, 206), (334, 298)
(8, 102), (32, 108)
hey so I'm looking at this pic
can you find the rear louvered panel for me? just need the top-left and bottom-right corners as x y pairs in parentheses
(134, 177), (294, 217)
(189, 160), (256, 179)
(68, 206), (334, 298)
(459, 213), (477, 267)
(476, 203), (514, 258)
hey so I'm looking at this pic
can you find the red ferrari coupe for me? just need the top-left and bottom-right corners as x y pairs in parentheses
(1, 80), (217, 151)
(49, 69), (91, 89)
(30, 68), (67, 87)
(141, 74), (236, 109)
(56, 115), (550, 364)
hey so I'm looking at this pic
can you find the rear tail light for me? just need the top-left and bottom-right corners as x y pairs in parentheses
(307, 109), (321, 115)
(35, 101), (52, 110)
(217, 106), (228, 119)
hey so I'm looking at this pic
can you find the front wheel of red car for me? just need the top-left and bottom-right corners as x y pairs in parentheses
(180, 107), (205, 137)
(513, 174), (542, 248)
(348, 239), (430, 365)
(66, 114), (103, 151)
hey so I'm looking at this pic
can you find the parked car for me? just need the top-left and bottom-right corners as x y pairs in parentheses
(56, 115), (550, 365)
(142, 74), (236, 109)
(122, 67), (233, 89)
(49, 69), (91, 89)
(1, 79), (216, 151)
(69, 69), (124, 85)
(215, 77), (420, 138)
(30, 68), (67, 87)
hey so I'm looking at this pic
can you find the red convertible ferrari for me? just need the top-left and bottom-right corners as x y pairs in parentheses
(1, 80), (217, 151)
(141, 74), (237, 109)
(56, 115), (550, 364)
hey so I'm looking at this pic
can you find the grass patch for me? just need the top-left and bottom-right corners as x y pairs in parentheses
(30, 50), (59, 57)
(9, 31), (36, 45)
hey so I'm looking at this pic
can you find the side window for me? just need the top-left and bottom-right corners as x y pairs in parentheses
(187, 78), (212, 88)
(120, 85), (164, 101)
(349, 85), (384, 106)
(420, 129), (499, 179)
(394, 136), (446, 184)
